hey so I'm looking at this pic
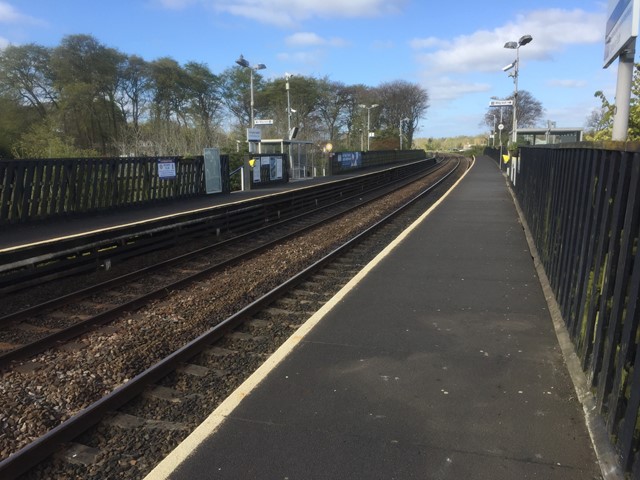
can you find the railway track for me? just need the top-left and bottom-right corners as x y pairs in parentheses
(0, 160), (448, 367)
(0, 156), (468, 479)
(0, 158), (438, 299)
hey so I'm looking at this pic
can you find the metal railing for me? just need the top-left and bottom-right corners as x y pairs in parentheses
(0, 156), (231, 224)
(513, 144), (640, 473)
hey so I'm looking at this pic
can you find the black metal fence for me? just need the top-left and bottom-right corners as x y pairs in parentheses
(513, 145), (640, 474)
(330, 149), (426, 174)
(0, 155), (230, 224)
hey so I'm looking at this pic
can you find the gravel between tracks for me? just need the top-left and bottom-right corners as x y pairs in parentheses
(0, 158), (466, 468)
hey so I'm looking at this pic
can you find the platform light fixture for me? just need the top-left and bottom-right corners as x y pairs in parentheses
(235, 55), (266, 129)
(359, 104), (379, 151)
(503, 34), (533, 144)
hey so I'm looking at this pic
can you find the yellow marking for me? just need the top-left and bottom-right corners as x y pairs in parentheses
(144, 158), (474, 480)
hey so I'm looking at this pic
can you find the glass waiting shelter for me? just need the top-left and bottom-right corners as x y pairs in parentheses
(258, 139), (315, 180)
(517, 128), (583, 145)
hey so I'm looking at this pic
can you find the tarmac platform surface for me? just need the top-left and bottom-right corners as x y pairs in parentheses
(146, 155), (603, 479)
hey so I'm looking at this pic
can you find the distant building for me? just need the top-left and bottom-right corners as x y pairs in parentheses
(517, 127), (583, 145)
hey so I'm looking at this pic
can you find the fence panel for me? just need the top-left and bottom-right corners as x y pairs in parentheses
(0, 155), (226, 224)
(513, 146), (640, 475)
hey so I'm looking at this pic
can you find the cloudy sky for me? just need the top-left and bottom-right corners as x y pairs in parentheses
(0, 0), (618, 138)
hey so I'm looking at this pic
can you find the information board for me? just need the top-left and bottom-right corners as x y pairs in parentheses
(605, 0), (639, 67)
(158, 159), (176, 179)
(203, 148), (222, 194)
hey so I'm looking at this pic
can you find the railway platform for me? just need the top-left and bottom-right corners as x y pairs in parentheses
(0, 176), (330, 251)
(0, 159), (429, 252)
(144, 155), (606, 479)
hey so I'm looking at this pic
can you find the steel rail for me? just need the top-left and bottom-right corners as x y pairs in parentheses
(0, 158), (437, 286)
(0, 158), (462, 479)
(0, 161), (448, 368)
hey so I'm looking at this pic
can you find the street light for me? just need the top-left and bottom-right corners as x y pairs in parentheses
(503, 34), (532, 145)
(285, 73), (293, 138)
(284, 73), (294, 173)
(235, 55), (266, 129)
(359, 104), (379, 151)
(492, 114), (496, 147)
(399, 117), (410, 150)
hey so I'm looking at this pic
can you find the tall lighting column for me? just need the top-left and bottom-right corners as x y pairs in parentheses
(285, 73), (293, 137)
(285, 73), (293, 174)
(359, 104), (379, 151)
(503, 35), (532, 145)
(236, 55), (266, 151)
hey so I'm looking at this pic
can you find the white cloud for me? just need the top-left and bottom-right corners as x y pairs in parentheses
(547, 79), (588, 88)
(409, 37), (447, 50)
(372, 40), (395, 50)
(285, 32), (347, 47)
(427, 77), (492, 102)
(160, 0), (407, 27)
(0, 1), (22, 22)
(0, 36), (8, 49)
(415, 8), (605, 75)
(412, 7), (605, 108)
(157, 0), (198, 10)
(0, 1), (44, 25)
(277, 50), (326, 66)
(156, 0), (197, 8)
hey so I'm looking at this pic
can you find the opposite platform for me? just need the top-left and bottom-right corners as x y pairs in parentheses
(146, 155), (603, 480)
(0, 177), (328, 251)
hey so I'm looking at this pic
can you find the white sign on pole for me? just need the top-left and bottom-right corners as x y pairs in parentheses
(247, 128), (261, 142)
(254, 119), (274, 125)
(489, 100), (513, 107)
(604, 0), (640, 67)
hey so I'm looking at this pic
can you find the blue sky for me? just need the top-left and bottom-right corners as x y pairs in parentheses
(0, 0), (617, 138)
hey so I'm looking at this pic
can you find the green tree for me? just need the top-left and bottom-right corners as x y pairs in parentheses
(0, 96), (41, 157)
(0, 43), (57, 118)
(342, 84), (372, 150)
(12, 119), (98, 158)
(376, 80), (429, 149)
(315, 78), (351, 144)
(184, 62), (222, 139)
(586, 64), (640, 141)
(50, 34), (126, 154)
(219, 65), (266, 128)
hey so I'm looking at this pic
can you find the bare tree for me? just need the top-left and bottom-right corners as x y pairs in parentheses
(376, 80), (429, 148)
(316, 78), (351, 143)
(482, 90), (544, 143)
(0, 43), (58, 118)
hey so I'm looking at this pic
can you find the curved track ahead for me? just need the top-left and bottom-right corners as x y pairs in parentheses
(0, 156), (468, 480)
(0, 159), (448, 367)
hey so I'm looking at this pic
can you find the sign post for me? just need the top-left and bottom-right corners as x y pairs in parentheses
(490, 100), (511, 170)
(604, 0), (640, 140)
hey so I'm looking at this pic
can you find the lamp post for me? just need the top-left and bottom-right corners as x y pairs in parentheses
(492, 114), (496, 147)
(285, 73), (293, 173)
(359, 104), (379, 151)
(503, 34), (532, 145)
(399, 117), (410, 150)
(235, 55), (266, 130)
(285, 73), (293, 138)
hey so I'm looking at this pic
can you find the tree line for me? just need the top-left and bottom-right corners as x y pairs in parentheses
(0, 34), (430, 159)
